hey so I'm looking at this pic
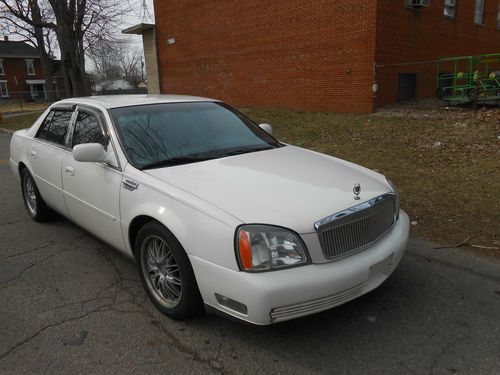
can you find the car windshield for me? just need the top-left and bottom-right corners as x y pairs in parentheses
(110, 102), (281, 169)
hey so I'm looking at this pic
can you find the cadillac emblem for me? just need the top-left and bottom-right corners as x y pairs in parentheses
(353, 183), (361, 200)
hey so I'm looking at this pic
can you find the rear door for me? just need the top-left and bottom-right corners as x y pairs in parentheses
(61, 106), (124, 250)
(29, 106), (75, 216)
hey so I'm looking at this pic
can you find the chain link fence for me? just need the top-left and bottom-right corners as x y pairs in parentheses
(0, 90), (66, 114)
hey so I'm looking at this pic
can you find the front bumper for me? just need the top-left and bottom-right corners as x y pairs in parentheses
(190, 210), (410, 325)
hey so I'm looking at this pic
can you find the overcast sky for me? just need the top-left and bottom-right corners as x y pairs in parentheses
(120, 0), (155, 46)
(3, 0), (155, 61)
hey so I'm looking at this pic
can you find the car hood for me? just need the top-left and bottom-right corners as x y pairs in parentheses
(145, 145), (392, 234)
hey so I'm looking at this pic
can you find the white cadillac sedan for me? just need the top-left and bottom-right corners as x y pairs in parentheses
(9, 95), (409, 325)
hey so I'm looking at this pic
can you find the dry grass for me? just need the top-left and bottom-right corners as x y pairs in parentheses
(241, 106), (500, 256)
(0, 112), (42, 131)
(0, 102), (50, 114)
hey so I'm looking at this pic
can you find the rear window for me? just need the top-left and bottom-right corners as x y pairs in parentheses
(36, 110), (73, 146)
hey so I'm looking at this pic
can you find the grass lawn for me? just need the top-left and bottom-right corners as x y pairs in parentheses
(241, 106), (499, 255)
(0, 102), (50, 114)
(1, 107), (498, 255)
(0, 112), (43, 131)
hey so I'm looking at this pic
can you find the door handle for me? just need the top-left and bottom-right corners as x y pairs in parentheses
(65, 166), (75, 176)
(30, 150), (37, 159)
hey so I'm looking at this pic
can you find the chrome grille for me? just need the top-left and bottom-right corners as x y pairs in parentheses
(315, 194), (396, 259)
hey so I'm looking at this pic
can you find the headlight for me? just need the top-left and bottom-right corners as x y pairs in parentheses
(386, 178), (400, 219)
(236, 225), (309, 272)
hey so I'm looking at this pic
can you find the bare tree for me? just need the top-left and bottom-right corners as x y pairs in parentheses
(88, 39), (143, 89)
(0, 0), (57, 100)
(1, 0), (128, 97)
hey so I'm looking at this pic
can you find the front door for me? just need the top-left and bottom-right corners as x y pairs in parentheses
(397, 73), (417, 101)
(61, 108), (124, 250)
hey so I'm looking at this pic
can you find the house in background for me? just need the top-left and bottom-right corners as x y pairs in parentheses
(127, 0), (500, 113)
(0, 37), (65, 101)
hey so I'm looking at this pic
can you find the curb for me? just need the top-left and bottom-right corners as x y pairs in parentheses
(0, 128), (15, 135)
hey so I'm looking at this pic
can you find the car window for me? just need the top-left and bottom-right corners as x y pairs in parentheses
(36, 110), (73, 146)
(110, 102), (281, 168)
(72, 112), (108, 147)
(36, 112), (53, 141)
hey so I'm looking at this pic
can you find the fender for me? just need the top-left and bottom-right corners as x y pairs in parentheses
(120, 166), (242, 271)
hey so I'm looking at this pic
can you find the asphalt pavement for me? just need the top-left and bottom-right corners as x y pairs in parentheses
(0, 131), (499, 375)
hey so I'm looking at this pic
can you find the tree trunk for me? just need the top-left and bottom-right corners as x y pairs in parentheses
(30, 1), (56, 101)
(50, 0), (88, 97)
(56, 26), (87, 97)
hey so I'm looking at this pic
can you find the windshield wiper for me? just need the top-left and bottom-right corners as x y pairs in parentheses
(220, 145), (273, 157)
(140, 156), (215, 170)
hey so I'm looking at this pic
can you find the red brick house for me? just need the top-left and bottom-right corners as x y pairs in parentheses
(133, 0), (500, 113)
(0, 38), (64, 101)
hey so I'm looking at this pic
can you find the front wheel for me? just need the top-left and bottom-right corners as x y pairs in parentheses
(135, 221), (204, 320)
(20, 168), (52, 222)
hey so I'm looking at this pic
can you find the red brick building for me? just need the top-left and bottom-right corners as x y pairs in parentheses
(0, 39), (65, 101)
(150, 0), (500, 112)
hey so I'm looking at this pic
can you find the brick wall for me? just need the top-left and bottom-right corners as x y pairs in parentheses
(375, 0), (500, 107)
(154, 0), (378, 113)
(153, 0), (500, 112)
(0, 57), (45, 99)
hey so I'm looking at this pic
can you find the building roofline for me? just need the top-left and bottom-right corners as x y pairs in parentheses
(122, 23), (155, 35)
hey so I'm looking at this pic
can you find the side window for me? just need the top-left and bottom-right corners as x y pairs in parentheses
(36, 110), (72, 146)
(36, 112), (53, 140)
(72, 112), (108, 147)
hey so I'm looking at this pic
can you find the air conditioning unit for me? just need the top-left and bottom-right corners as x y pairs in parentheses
(406, 0), (431, 8)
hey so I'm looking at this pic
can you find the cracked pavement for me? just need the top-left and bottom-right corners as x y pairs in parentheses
(0, 131), (499, 374)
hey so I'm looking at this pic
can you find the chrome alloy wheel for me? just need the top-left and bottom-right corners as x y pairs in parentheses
(23, 174), (38, 216)
(141, 235), (182, 308)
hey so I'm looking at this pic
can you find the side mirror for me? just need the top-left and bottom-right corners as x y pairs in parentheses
(72, 143), (108, 163)
(259, 123), (273, 135)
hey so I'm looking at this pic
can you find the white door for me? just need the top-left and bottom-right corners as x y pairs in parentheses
(29, 109), (74, 216)
(61, 108), (124, 250)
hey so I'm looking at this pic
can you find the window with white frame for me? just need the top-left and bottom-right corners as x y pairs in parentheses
(25, 59), (35, 75)
(474, 0), (485, 24)
(497, 4), (500, 29)
(0, 59), (4, 75)
(444, 0), (457, 18)
(0, 81), (8, 97)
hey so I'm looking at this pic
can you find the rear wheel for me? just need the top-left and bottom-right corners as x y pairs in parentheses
(435, 86), (446, 100)
(135, 221), (204, 320)
(20, 168), (51, 222)
(467, 88), (478, 101)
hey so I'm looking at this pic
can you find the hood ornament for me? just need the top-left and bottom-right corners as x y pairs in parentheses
(353, 183), (361, 200)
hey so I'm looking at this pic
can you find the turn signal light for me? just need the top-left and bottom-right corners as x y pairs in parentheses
(238, 230), (253, 270)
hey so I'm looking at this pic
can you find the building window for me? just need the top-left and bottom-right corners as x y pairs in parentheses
(474, 0), (485, 25)
(497, 5), (500, 29)
(444, 0), (457, 18)
(26, 59), (35, 75)
(0, 81), (8, 97)
(0, 59), (4, 75)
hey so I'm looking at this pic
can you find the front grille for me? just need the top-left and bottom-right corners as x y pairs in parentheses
(315, 194), (396, 259)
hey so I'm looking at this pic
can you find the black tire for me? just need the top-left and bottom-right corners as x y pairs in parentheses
(135, 221), (204, 320)
(20, 168), (52, 222)
(435, 86), (446, 100)
(467, 88), (477, 101)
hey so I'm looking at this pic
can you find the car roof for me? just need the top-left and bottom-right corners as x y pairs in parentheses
(57, 94), (219, 109)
